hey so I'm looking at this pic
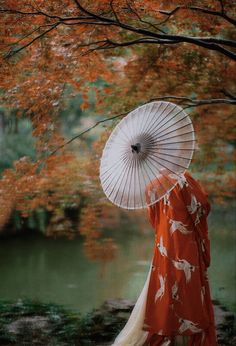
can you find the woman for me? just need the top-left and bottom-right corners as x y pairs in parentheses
(112, 171), (218, 346)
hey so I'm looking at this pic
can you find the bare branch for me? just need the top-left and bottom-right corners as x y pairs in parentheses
(66, 14), (236, 59)
(149, 96), (236, 106)
(83, 37), (177, 50)
(77, 34), (236, 59)
(218, 0), (225, 13)
(0, 8), (68, 21)
(78, 37), (180, 56)
(71, 4), (236, 59)
(198, 37), (235, 48)
(4, 23), (60, 59)
(125, 1), (166, 34)
(0, 8), (98, 22)
(159, 5), (236, 27)
(110, 0), (121, 24)
(221, 89), (236, 100)
(49, 96), (236, 156)
(2, 3), (236, 60)
(7, 24), (58, 47)
(49, 111), (127, 156)
(73, 0), (114, 23)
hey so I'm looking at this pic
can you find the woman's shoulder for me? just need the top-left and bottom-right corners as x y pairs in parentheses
(184, 171), (208, 196)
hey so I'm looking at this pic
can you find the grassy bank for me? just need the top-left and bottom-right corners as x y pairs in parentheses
(0, 299), (123, 346)
(0, 299), (235, 346)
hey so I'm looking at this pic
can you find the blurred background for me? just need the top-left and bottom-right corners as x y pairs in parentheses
(0, 95), (235, 316)
(0, 4), (235, 344)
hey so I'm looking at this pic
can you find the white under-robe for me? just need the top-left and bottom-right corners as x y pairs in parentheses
(111, 266), (152, 346)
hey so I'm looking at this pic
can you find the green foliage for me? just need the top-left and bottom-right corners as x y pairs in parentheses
(0, 299), (124, 345)
(60, 79), (109, 142)
(4, 209), (50, 235)
(0, 118), (36, 173)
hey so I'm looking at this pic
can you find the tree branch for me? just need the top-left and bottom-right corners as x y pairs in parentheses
(159, 5), (236, 27)
(49, 111), (127, 156)
(6, 24), (59, 47)
(221, 89), (236, 99)
(4, 23), (60, 59)
(218, 0), (225, 14)
(49, 96), (236, 156)
(78, 37), (179, 55)
(0, 8), (93, 22)
(149, 96), (236, 106)
(73, 0), (114, 23)
(2, 3), (236, 60)
(110, 0), (121, 24)
(74, 34), (236, 60)
(125, 1), (166, 34)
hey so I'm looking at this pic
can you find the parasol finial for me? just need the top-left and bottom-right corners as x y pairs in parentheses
(131, 143), (141, 153)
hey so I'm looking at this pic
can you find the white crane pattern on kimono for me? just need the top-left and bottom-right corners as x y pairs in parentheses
(169, 173), (189, 190)
(163, 192), (170, 206)
(171, 281), (180, 301)
(187, 194), (201, 214)
(194, 206), (206, 225)
(160, 338), (172, 346)
(155, 274), (166, 302)
(157, 236), (168, 257)
(172, 259), (196, 283)
(163, 192), (171, 214)
(178, 318), (202, 333)
(201, 286), (206, 305)
(177, 174), (189, 189)
(169, 219), (191, 235)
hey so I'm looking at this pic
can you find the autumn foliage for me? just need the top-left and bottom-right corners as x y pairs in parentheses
(0, 1), (235, 258)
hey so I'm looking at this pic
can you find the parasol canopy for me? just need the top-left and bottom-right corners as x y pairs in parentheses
(99, 101), (195, 209)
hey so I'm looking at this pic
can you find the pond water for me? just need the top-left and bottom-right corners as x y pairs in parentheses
(0, 207), (235, 314)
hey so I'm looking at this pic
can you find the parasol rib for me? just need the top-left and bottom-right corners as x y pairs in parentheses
(145, 102), (171, 135)
(141, 102), (161, 135)
(150, 108), (184, 137)
(103, 153), (131, 194)
(153, 122), (193, 141)
(153, 113), (190, 138)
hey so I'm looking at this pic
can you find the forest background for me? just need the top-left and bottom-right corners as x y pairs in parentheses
(0, 0), (235, 262)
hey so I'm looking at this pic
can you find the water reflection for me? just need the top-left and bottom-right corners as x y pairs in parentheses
(208, 207), (236, 312)
(0, 207), (235, 314)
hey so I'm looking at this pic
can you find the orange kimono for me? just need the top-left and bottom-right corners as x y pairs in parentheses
(144, 172), (218, 346)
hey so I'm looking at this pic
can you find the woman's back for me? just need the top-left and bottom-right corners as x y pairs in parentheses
(144, 172), (217, 345)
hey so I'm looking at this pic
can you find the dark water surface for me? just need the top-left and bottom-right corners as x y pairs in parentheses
(0, 207), (235, 314)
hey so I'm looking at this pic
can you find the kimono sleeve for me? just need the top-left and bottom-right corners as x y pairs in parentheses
(146, 205), (158, 229)
(145, 181), (160, 230)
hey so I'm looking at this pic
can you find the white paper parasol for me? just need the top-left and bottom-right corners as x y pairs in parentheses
(99, 101), (195, 209)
